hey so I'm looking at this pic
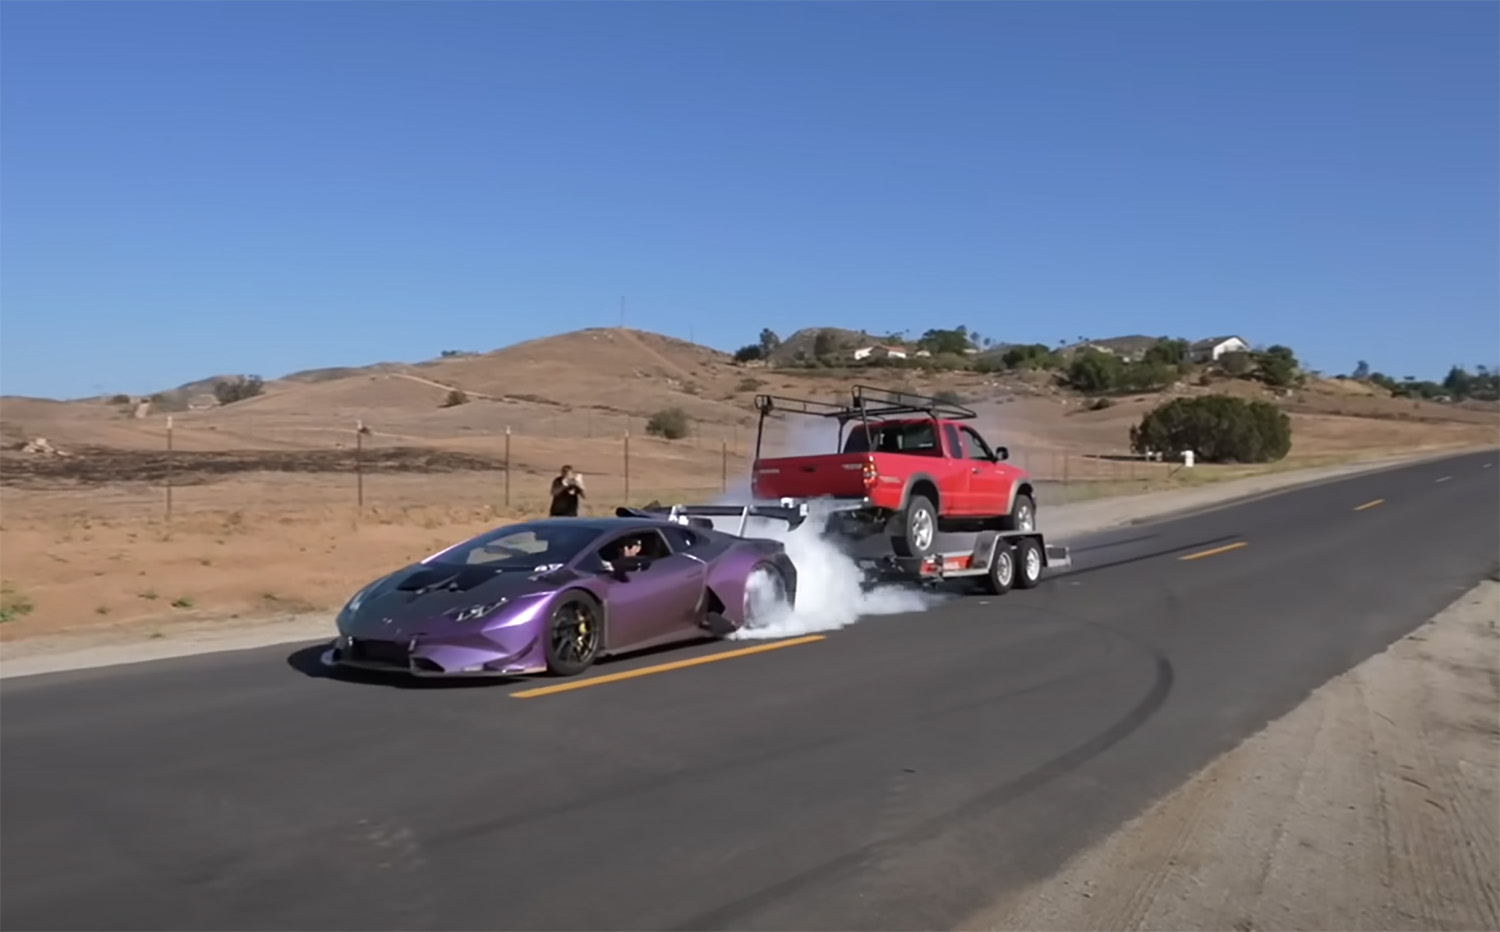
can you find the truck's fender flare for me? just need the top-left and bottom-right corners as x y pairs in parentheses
(1003, 479), (1036, 516)
(899, 473), (942, 513)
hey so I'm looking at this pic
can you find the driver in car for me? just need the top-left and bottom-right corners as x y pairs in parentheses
(600, 536), (643, 572)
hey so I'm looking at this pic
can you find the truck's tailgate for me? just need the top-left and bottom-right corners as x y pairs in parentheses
(752, 454), (870, 500)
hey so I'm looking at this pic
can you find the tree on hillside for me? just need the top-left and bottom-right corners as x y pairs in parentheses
(733, 343), (764, 363)
(1352, 359), (1371, 380)
(1066, 350), (1125, 393)
(915, 326), (973, 356)
(1130, 395), (1292, 464)
(1218, 350), (1254, 376)
(1142, 338), (1190, 368)
(1255, 345), (1301, 388)
(758, 328), (781, 356)
(1000, 343), (1060, 370)
(813, 330), (836, 359)
(214, 375), (265, 406)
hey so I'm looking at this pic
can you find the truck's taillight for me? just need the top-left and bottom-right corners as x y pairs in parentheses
(862, 457), (877, 485)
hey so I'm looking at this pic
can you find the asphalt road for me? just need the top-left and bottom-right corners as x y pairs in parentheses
(3, 450), (1497, 932)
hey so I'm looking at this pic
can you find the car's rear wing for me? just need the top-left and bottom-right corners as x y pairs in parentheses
(616, 501), (818, 536)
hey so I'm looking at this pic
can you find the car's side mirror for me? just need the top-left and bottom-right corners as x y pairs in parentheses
(994, 446), (1009, 461)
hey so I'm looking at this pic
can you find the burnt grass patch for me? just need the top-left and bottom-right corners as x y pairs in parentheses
(0, 446), (506, 488)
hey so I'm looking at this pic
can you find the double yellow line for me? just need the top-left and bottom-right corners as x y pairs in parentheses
(511, 634), (825, 698)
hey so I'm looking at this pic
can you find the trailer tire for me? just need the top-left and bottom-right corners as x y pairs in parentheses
(890, 494), (938, 559)
(1014, 537), (1043, 589)
(981, 541), (1015, 596)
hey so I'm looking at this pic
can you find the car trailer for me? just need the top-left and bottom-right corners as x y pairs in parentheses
(618, 500), (1071, 596)
(859, 529), (1072, 595)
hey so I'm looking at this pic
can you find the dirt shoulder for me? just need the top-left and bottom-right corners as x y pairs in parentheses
(962, 578), (1500, 932)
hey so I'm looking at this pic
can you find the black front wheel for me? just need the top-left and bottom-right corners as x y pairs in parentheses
(543, 592), (603, 676)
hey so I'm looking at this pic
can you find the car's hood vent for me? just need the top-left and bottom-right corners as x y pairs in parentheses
(395, 564), (504, 597)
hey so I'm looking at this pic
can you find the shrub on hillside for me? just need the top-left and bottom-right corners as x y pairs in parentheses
(1129, 395), (1292, 464)
(442, 389), (469, 407)
(933, 389), (966, 405)
(646, 406), (690, 440)
(214, 375), (265, 406)
(1065, 350), (1177, 394)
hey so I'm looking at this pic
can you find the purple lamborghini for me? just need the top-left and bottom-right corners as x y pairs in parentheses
(324, 509), (799, 678)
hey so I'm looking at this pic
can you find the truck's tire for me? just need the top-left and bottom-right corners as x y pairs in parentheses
(1000, 492), (1037, 533)
(890, 494), (938, 559)
(1013, 537), (1043, 589)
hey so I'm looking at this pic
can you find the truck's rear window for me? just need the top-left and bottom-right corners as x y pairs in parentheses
(842, 422), (942, 455)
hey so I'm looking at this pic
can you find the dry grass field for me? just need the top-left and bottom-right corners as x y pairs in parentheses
(2, 327), (1494, 647)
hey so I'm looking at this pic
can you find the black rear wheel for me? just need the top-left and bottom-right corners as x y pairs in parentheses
(544, 592), (602, 676)
(742, 562), (791, 629)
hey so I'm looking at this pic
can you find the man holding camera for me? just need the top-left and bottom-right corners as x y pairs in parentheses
(548, 464), (587, 517)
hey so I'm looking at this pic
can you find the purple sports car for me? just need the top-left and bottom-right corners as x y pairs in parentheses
(324, 509), (799, 678)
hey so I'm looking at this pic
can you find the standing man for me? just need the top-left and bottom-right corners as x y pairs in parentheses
(549, 464), (586, 517)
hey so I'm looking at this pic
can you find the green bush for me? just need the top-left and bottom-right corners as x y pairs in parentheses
(1129, 395), (1292, 464)
(214, 375), (265, 406)
(646, 406), (690, 440)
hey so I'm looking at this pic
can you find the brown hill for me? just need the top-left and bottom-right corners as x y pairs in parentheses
(1, 327), (1494, 470)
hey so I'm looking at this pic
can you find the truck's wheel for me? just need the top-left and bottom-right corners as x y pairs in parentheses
(1001, 493), (1036, 533)
(890, 494), (938, 559)
(982, 542), (1015, 596)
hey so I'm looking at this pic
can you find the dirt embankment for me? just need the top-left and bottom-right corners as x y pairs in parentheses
(964, 578), (1500, 932)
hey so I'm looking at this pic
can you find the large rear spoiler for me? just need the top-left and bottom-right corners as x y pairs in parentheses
(615, 501), (814, 536)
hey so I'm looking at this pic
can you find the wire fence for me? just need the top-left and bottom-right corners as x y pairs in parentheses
(3, 413), (1177, 523)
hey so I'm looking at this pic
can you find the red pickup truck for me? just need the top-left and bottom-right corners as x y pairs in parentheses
(749, 386), (1036, 558)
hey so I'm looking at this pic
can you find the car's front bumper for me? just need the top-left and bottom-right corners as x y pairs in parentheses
(323, 634), (547, 677)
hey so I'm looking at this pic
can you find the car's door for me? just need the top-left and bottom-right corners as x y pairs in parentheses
(960, 425), (1014, 517)
(582, 528), (706, 649)
(940, 423), (974, 514)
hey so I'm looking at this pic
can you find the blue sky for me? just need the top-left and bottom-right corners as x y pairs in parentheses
(2, 1), (1496, 399)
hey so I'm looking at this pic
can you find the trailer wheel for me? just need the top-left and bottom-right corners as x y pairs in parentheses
(1013, 537), (1043, 589)
(981, 542), (1015, 596)
(890, 494), (938, 559)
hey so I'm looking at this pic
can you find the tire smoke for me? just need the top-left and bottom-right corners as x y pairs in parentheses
(704, 509), (941, 639)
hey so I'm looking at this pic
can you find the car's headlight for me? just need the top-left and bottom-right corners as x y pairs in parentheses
(445, 597), (510, 623)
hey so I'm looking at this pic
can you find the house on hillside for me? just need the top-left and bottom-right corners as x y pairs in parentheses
(852, 345), (909, 361)
(1190, 335), (1250, 363)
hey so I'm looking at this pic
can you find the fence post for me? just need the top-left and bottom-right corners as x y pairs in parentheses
(355, 419), (365, 509)
(624, 430), (631, 503)
(503, 426), (512, 508)
(165, 415), (174, 522)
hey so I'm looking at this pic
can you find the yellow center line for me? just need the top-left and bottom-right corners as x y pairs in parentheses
(1179, 541), (1248, 561)
(510, 635), (827, 698)
(1354, 498), (1385, 511)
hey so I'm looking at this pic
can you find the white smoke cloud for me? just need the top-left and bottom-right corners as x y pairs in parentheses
(704, 400), (943, 638)
(698, 507), (942, 640)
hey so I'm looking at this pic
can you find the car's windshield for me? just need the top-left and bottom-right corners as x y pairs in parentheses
(425, 522), (604, 570)
(841, 421), (942, 455)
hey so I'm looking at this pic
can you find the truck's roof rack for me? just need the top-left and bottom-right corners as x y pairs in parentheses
(753, 384), (976, 423)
